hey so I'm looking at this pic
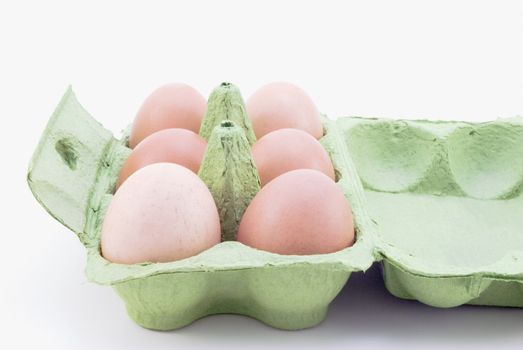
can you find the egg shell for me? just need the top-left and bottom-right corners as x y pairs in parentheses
(238, 169), (354, 255)
(129, 83), (207, 148)
(102, 163), (221, 264)
(28, 86), (523, 331)
(252, 128), (336, 186)
(246, 81), (323, 139)
(117, 128), (206, 188)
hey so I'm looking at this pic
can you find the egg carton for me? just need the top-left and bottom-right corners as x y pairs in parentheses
(341, 117), (523, 307)
(27, 84), (523, 331)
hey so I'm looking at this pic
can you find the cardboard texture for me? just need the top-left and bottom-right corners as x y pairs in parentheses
(340, 117), (523, 307)
(27, 84), (522, 330)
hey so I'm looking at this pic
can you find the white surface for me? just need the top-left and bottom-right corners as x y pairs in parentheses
(2, 0), (522, 349)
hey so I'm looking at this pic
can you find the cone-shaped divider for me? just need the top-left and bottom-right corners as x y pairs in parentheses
(199, 82), (257, 146)
(198, 120), (261, 241)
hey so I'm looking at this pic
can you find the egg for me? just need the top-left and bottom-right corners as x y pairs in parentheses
(129, 83), (207, 148)
(246, 81), (323, 139)
(252, 128), (335, 186)
(237, 169), (355, 255)
(101, 163), (221, 264)
(117, 128), (206, 188)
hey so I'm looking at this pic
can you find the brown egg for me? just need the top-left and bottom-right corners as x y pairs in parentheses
(117, 128), (206, 188)
(101, 163), (221, 264)
(246, 81), (323, 139)
(252, 128), (335, 186)
(129, 83), (207, 148)
(237, 169), (355, 255)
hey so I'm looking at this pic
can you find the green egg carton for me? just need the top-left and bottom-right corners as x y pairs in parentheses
(27, 84), (376, 330)
(340, 117), (523, 308)
(27, 83), (523, 331)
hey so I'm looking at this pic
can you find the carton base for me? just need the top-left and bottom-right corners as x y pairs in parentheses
(114, 268), (350, 331)
(382, 261), (523, 308)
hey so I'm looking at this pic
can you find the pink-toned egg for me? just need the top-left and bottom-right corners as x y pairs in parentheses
(117, 128), (206, 188)
(252, 128), (335, 186)
(101, 163), (221, 264)
(237, 169), (355, 255)
(246, 82), (323, 139)
(129, 83), (207, 148)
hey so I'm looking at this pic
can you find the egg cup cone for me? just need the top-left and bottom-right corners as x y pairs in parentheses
(198, 120), (261, 242)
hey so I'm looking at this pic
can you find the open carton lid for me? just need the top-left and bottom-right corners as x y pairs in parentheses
(27, 87), (130, 244)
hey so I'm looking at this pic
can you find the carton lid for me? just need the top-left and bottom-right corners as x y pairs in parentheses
(27, 87), (129, 244)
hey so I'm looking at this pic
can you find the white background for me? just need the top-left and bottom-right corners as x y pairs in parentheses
(2, 0), (522, 349)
